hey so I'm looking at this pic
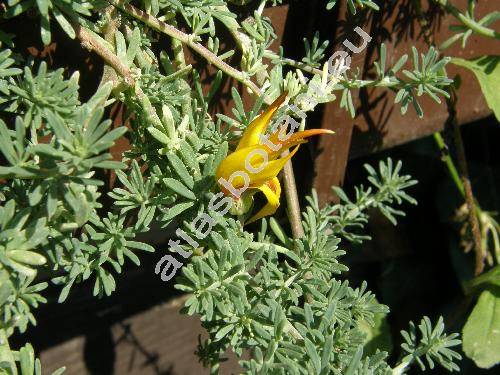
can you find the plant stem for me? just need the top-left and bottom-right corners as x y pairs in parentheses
(75, 24), (135, 86)
(169, 18), (187, 69)
(98, 6), (121, 89)
(433, 132), (464, 196)
(392, 360), (410, 375)
(263, 50), (402, 90)
(281, 155), (305, 240)
(106, 0), (262, 97)
(74, 23), (164, 130)
(433, 131), (490, 268)
(264, 51), (324, 76)
(445, 89), (484, 275)
(433, 0), (500, 39)
(280, 127), (309, 306)
(452, 118), (484, 275)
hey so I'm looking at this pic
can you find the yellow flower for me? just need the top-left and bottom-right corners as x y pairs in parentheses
(216, 92), (334, 224)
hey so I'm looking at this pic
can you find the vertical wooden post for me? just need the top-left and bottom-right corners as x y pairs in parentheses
(314, 103), (355, 205)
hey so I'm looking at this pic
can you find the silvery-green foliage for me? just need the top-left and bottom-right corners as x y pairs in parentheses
(174, 158), (459, 374)
(316, 159), (418, 244)
(0, 49), (21, 105)
(335, 44), (453, 118)
(431, 0), (500, 49)
(398, 316), (462, 373)
(0, 81), (131, 372)
(0, 0), (465, 373)
(6, 62), (80, 130)
(326, 0), (379, 14)
(303, 32), (330, 67)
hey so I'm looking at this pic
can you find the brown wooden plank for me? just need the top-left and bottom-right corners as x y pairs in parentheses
(40, 296), (243, 375)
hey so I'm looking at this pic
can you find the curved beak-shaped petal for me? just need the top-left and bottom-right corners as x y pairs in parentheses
(236, 92), (288, 151)
(266, 128), (334, 159)
(216, 145), (300, 192)
(215, 91), (334, 223)
(244, 145), (299, 188)
(246, 177), (281, 224)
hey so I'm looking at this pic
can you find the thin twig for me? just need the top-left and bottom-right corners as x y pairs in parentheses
(98, 6), (121, 89)
(169, 18), (187, 69)
(75, 23), (163, 130)
(263, 50), (404, 90)
(433, 132), (464, 196)
(281, 152), (304, 240)
(432, 0), (500, 40)
(447, 89), (484, 275)
(264, 51), (324, 76)
(106, 0), (262, 97)
(75, 24), (135, 86)
(280, 155), (309, 305)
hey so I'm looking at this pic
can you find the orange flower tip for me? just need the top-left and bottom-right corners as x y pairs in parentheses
(295, 128), (335, 140)
(307, 128), (335, 137)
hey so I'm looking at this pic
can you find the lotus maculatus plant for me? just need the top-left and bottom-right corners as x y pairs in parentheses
(216, 92), (334, 224)
(0, 0), (469, 373)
